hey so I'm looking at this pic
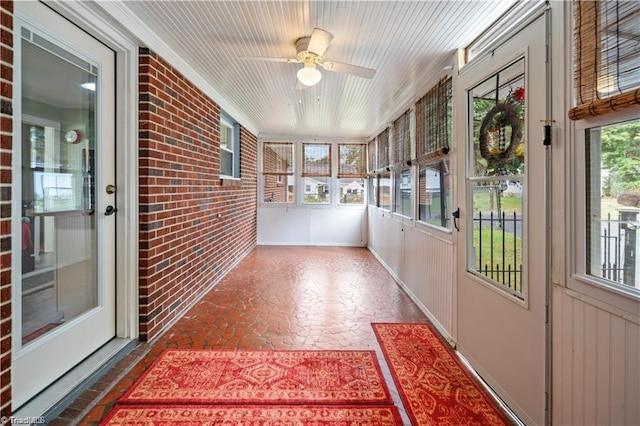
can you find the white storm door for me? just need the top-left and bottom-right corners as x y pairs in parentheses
(455, 16), (547, 425)
(13, 1), (116, 408)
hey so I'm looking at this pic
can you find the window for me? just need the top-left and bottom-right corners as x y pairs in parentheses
(418, 160), (451, 228)
(468, 60), (525, 295)
(415, 76), (453, 229)
(220, 112), (239, 178)
(338, 144), (367, 205)
(584, 117), (640, 295)
(262, 142), (294, 203)
(391, 110), (413, 216)
(569, 1), (640, 300)
(394, 168), (412, 217)
(367, 138), (377, 206)
(368, 175), (379, 206)
(302, 143), (331, 204)
(379, 172), (392, 211)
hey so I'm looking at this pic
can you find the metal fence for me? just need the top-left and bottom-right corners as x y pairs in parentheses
(473, 210), (639, 293)
(473, 211), (523, 294)
(600, 212), (638, 287)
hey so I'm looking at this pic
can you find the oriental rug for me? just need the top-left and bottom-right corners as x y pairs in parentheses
(100, 404), (403, 425)
(119, 350), (392, 405)
(372, 323), (512, 426)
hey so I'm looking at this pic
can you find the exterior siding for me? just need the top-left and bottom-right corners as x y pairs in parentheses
(0, 0), (11, 417)
(138, 48), (257, 341)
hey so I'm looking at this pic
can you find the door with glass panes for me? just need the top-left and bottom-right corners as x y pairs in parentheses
(13, 1), (116, 407)
(455, 16), (547, 425)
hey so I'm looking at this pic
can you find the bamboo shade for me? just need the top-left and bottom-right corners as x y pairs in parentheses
(376, 128), (390, 170)
(302, 143), (331, 177)
(391, 110), (413, 166)
(367, 138), (376, 174)
(338, 144), (367, 178)
(415, 77), (453, 162)
(568, 0), (640, 120)
(263, 142), (294, 175)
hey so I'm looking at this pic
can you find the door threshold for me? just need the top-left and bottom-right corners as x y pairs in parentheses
(13, 338), (137, 423)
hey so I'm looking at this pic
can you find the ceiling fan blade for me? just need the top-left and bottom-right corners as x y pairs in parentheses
(307, 28), (334, 56)
(320, 61), (376, 79)
(238, 56), (300, 64)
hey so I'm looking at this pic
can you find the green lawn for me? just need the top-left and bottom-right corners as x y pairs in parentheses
(472, 227), (523, 292)
(473, 191), (522, 214)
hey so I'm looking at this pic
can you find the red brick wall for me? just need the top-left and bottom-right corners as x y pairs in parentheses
(138, 48), (257, 341)
(0, 0), (11, 417)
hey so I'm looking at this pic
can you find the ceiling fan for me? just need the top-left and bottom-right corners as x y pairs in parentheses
(239, 28), (376, 87)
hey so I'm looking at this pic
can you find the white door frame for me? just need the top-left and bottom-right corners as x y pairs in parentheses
(11, 0), (138, 412)
(46, 0), (139, 343)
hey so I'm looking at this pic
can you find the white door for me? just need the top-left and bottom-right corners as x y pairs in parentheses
(12, 1), (116, 408)
(455, 16), (547, 425)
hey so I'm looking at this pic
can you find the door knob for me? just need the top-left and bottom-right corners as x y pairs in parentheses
(106, 184), (116, 194)
(105, 205), (117, 215)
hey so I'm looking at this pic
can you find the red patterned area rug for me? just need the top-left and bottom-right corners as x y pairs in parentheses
(100, 404), (403, 425)
(372, 323), (512, 426)
(120, 350), (392, 405)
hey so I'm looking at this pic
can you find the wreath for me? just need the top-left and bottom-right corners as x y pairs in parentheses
(478, 102), (523, 165)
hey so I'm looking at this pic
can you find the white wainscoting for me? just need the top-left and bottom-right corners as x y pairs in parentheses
(553, 285), (640, 426)
(368, 208), (454, 341)
(257, 206), (367, 246)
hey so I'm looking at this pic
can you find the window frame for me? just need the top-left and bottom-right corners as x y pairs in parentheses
(393, 166), (413, 218)
(571, 108), (640, 309)
(261, 141), (295, 204)
(260, 140), (368, 208)
(417, 159), (452, 231)
(301, 143), (332, 205)
(219, 112), (240, 179)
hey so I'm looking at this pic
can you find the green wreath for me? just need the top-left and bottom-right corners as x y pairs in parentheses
(478, 102), (523, 165)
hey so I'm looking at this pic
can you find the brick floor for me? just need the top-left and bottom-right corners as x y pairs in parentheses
(48, 246), (458, 424)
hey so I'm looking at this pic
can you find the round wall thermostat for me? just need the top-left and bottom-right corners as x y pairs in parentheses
(65, 129), (82, 144)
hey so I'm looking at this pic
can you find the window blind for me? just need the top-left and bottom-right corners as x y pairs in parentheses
(302, 143), (331, 177)
(263, 142), (294, 175)
(568, 1), (640, 120)
(367, 138), (376, 174)
(376, 128), (390, 170)
(415, 77), (452, 162)
(391, 110), (413, 166)
(338, 144), (367, 178)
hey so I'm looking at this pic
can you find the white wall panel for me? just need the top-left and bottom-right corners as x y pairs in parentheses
(258, 207), (367, 246)
(368, 208), (455, 340)
(403, 226), (453, 338)
(553, 286), (640, 426)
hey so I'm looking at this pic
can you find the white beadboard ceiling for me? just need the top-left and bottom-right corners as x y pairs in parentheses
(105, 0), (519, 140)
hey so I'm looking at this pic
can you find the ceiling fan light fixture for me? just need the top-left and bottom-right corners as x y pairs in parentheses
(297, 63), (322, 86)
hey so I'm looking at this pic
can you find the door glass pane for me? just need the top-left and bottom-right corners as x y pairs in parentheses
(21, 34), (98, 345)
(467, 58), (525, 297)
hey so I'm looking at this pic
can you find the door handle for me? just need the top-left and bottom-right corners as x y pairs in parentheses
(105, 205), (117, 216)
(452, 207), (460, 232)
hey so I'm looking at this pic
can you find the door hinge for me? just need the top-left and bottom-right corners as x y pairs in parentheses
(545, 304), (549, 324)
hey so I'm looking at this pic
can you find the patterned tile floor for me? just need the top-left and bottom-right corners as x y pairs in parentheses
(48, 246), (472, 425)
